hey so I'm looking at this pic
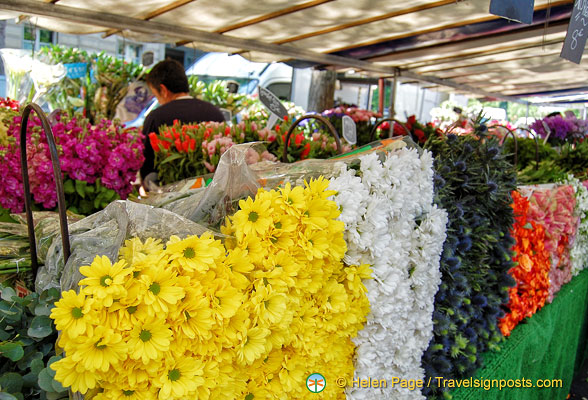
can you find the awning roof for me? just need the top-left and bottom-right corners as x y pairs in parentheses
(1, 0), (586, 104)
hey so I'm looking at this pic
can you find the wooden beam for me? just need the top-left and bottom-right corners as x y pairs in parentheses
(215, 0), (333, 34)
(274, 0), (462, 45)
(0, 0), (532, 104)
(103, 0), (197, 38)
(316, 0), (572, 54)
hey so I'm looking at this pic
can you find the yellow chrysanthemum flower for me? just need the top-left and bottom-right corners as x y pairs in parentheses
(279, 182), (306, 214)
(166, 233), (224, 273)
(305, 176), (336, 200)
(209, 281), (243, 321)
(50, 290), (95, 338)
(119, 237), (164, 265)
(79, 256), (131, 307)
(128, 317), (172, 364)
(71, 325), (127, 372)
(173, 287), (213, 340)
(236, 323), (270, 365)
(157, 355), (204, 399)
(237, 236), (266, 265)
(51, 356), (98, 394)
(233, 196), (273, 239)
(139, 265), (185, 314)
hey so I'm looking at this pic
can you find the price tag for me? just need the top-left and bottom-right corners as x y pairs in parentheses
(64, 62), (88, 79)
(561, 0), (588, 64)
(258, 86), (288, 130)
(490, 0), (534, 24)
(342, 115), (357, 145)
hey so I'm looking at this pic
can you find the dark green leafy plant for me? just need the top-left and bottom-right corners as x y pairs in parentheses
(0, 286), (66, 399)
(62, 178), (119, 215)
(423, 121), (517, 399)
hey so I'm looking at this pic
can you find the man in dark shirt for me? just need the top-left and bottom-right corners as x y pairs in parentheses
(140, 59), (225, 186)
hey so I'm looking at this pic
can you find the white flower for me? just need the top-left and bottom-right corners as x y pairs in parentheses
(332, 148), (448, 399)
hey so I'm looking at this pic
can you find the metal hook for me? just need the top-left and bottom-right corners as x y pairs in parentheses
(495, 125), (518, 168)
(281, 114), (342, 162)
(20, 103), (71, 280)
(369, 118), (413, 142)
(518, 126), (540, 171)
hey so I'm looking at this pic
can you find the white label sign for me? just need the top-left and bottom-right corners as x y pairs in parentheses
(342, 115), (357, 145)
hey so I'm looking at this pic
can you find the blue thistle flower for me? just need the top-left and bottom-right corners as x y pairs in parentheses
(454, 160), (467, 172)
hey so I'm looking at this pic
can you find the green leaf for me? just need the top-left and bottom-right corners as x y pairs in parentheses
(30, 358), (44, 375)
(0, 287), (16, 302)
(63, 180), (75, 195)
(51, 377), (65, 393)
(27, 316), (53, 339)
(75, 180), (86, 199)
(161, 153), (182, 165)
(40, 288), (60, 304)
(0, 372), (23, 393)
(37, 368), (54, 392)
(0, 392), (18, 400)
(34, 302), (53, 317)
(22, 371), (38, 389)
(0, 342), (24, 361)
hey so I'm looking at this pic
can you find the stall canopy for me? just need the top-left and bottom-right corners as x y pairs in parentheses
(0, 0), (585, 104)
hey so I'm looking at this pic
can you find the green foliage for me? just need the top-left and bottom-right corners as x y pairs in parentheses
(188, 78), (251, 116)
(506, 138), (588, 184)
(0, 286), (66, 399)
(63, 178), (119, 215)
(39, 45), (145, 123)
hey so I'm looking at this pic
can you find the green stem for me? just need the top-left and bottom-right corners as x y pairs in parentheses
(0, 268), (32, 274)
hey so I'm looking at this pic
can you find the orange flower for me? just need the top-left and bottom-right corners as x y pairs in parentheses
(499, 191), (551, 337)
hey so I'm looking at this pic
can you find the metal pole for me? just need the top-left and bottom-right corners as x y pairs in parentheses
(389, 73), (398, 118)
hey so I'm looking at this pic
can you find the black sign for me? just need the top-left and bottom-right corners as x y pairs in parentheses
(561, 0), (588, 64)
(490, 0), (534, 24)
(142, 51), (154, 67)
(258, 87), (288, 119)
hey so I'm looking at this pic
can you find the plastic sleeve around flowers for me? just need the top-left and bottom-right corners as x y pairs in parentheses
(35, 201), (210, 293)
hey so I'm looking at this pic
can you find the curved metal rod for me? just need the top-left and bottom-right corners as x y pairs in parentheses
(20, 103), (71, 279)
(369, 118), (413, 142)
(282, 114), (342, 162)
(518, 126), (540, 170)
(494, 125), (518, 168)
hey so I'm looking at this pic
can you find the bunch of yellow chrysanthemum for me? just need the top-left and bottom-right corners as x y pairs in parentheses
(50, 177), (370, 400)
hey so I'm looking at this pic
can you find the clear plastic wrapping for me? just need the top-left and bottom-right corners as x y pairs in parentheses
(35, 201), (210, 292)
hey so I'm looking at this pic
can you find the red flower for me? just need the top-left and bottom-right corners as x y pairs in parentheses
(148, 132), (160, 152)
(225, 126), (231, 136)
(301, 143), (311, 159)
(283, 115), (288, 122)
(295, 133), (304, 146)
(182, 140), (189, 152)
(414, 129), (426, 143)
(174, 139), (182, 152)
(189, 139), (196, 151)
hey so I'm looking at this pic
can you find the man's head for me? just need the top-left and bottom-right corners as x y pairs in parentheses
(146, 59), (190, 105)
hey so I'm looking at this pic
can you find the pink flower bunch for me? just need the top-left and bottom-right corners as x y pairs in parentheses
(0, 112), (144, 213)
(527, 185), (579, 302)
(201, 134), (236, 173)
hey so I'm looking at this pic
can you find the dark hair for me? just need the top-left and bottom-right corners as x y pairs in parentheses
(146, 59), (189, 94)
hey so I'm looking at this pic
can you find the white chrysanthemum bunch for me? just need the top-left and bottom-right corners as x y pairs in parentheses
(329, 149), (448, 400)
(567, 175), (588, 276)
